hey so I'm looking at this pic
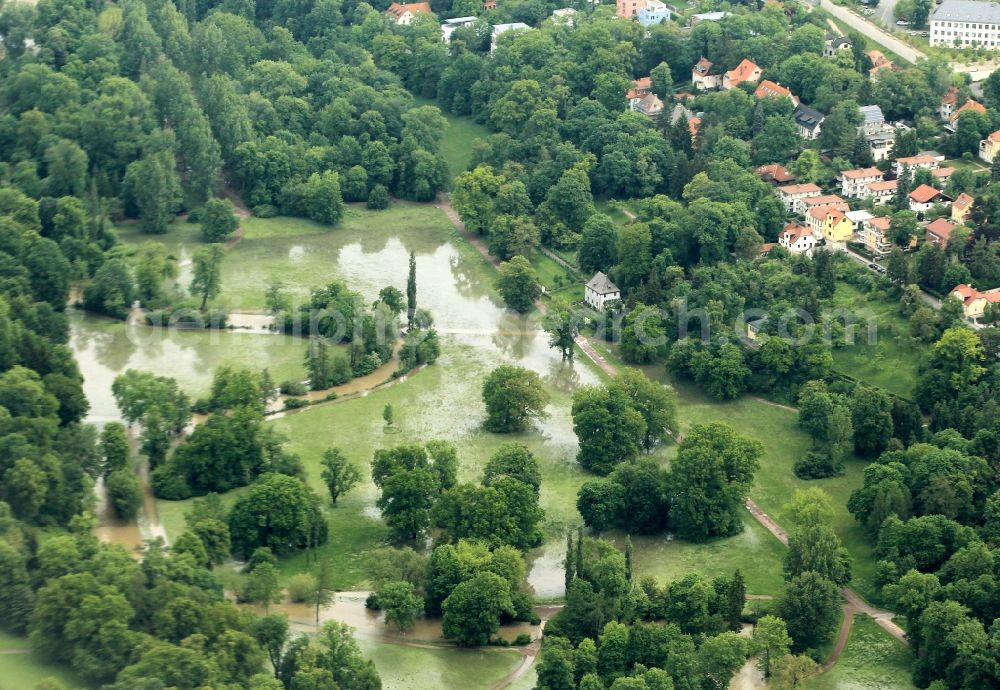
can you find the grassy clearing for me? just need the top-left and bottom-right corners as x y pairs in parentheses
(357, 639), (522, 690)
(588, 338), (881, 601)
(829, 282), (924, 398)
(595, 199), (633, 227)
(413, 96), (491, 184)
(805, 615), (916, 690)
(531, 251), (579, 293)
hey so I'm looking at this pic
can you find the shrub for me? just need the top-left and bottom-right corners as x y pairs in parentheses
(367, 184), (389, 210)
(279, 380), (308, 396)
(793, 451), (843, 479)
(253, 204), (278, 218)
(513, 633), (532, 646)
(288, 573), (318, 603)
(284, 397), (308, 410)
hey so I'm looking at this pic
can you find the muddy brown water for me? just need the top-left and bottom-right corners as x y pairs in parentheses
(71, 227), (600, 596)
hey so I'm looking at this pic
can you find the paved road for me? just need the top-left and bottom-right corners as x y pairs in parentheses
(819, 0), (925, 63)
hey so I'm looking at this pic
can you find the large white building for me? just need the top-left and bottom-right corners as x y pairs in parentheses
(930, 0), (1000, 48)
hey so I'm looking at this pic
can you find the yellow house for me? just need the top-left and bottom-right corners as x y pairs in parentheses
(952, 193), (974, 223)
(823, 209), (854, 242)
(979, 130), (1000, 163)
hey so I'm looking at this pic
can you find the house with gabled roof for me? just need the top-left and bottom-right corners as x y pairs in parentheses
(952, 192), (974, 222)
(793, 103), (824, 139)
(895, 154), (943, 175)
(722, 59), (762, 90)
(757, 164), (794, 184)
(909, 184), (952, 214)
(926, 218), (958, 248)
(940, 87), (959, 121)
(865, 179), (898, 205)
(754, 80), (797, 105)
(824, 34), (853, 58)
(949, 99), (986, 129)
(861, 216), (893, 256)
(386, 1), (432, 24)
(585, 272), (621, 312)
(979, 129), (1000, 163)
(779, 222), (816, 256)
(797, 194), (848, 217)
(949, 283), (1000, 320)
(692, 57), (721, 91)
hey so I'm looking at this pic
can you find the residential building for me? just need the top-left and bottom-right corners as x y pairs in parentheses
(940, 86), (959, 120)
(632, 93), (664, 118)
(616, 0), (644, 18)
(979, 129), (1000, 163)
(779, 222), (816, 255)
(930, 0), (1000, 48)
(840, 167), (884, 198)
(933, 167), (956, 185)
(861, 216), (893, 257)
(754, 79), (797, 104)
(926, 217), (958, 248)
(952, 192), (975, 221)
(757, 163), (794, 184)
(949, 283), (1000, 320)
(386, 1), (431, 24)
(797, 194), (849, 216)
(692, 58), (721, 90)
(626, 76), (653, 107)
(638, 0), (671, 25)
(867, 50), (893, 77)
(442, 16), (477, 42)
(776, 182), (822, 211)
(824, 34), (853, 58)
(793, 103), (824, 139)
(859, 105), (896, 161)
(845, 209), (874, 233)
(948, 98), (986, 128)
(722, 59), (762, 90)
(895, 154), (942, 175)
(865, 179), (898, 205)
(909, 184), (953, 214)
(552, 7), (577, 25)
(690, 10), (730, 25)
(491, 22), (531, 51)
(822, 208), (855, 242)
(585, 272), (621, 311)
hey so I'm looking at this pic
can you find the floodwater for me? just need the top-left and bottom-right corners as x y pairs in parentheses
(70, 220), (602, 590)
(93, 475), (143, 553)
(261, 592), (540, 645)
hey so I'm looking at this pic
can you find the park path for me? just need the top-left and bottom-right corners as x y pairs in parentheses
(437, 194), (907, 678)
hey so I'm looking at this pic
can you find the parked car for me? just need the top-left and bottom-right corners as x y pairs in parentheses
(921, 31), (929, 36)
(897, 19), (910, 25)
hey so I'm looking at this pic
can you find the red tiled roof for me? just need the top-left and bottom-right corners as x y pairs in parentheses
(781, 222), (812, 242)
(778, 183), (822, 195)
(867, 180), (898, 192)
(801, 194), (847, 208)
(909, 184), (945, 204)
(952, 99), (986, 122)
(842, 167), (883, 179)
(757, 164), (794, 182)
(386, 1), (431, 17)
(694, 57), (714, 75)
(926, 217), (956, 238)
(725, 59), (761, 85)
(954, 192), (974, 211)
(933, 167), (955, 179)
(754, 80), (793, 100)
(942, 87), (958, 106)
(897, 155), (939, 166)
(868, 216), (891, 230)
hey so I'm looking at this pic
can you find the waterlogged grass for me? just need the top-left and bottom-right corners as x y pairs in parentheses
(357, 639), (521, 690)
(267, 339), (615, 589)
(613, 516), (788, 596)
(805, 616), (917, 690)
(530, 251), (578, 292)
(0, 648), (94, 690)
(829, 283), (924, 398)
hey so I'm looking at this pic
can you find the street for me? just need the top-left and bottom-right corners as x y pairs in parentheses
(818, 0), (925, 63)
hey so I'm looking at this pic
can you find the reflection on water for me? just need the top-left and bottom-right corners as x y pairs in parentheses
(93, 476), (143, 553)
(267, 592), (540, 644)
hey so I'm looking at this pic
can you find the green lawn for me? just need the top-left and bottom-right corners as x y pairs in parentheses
(0, 648), (94, 690)
(413, 96), (491, 184)
(805, 616), (916, 690)
(530, 251), (579, 292)
(357, 639), (522, 690)
(595, 199), (633, 227)
(588, 339), (882, 601)
(829, 283), (925, 398)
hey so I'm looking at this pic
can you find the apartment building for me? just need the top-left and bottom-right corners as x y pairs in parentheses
(840, 167), (884, 198)
(776, 183), (822, 212)
(930, 0), (1000, 48)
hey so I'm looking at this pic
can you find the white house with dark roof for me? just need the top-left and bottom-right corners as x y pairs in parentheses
(793, 103), (824, 139)
(824, 34), (853, 57)
(442, 16), (478, 42)
(585, 272), (621, 312)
